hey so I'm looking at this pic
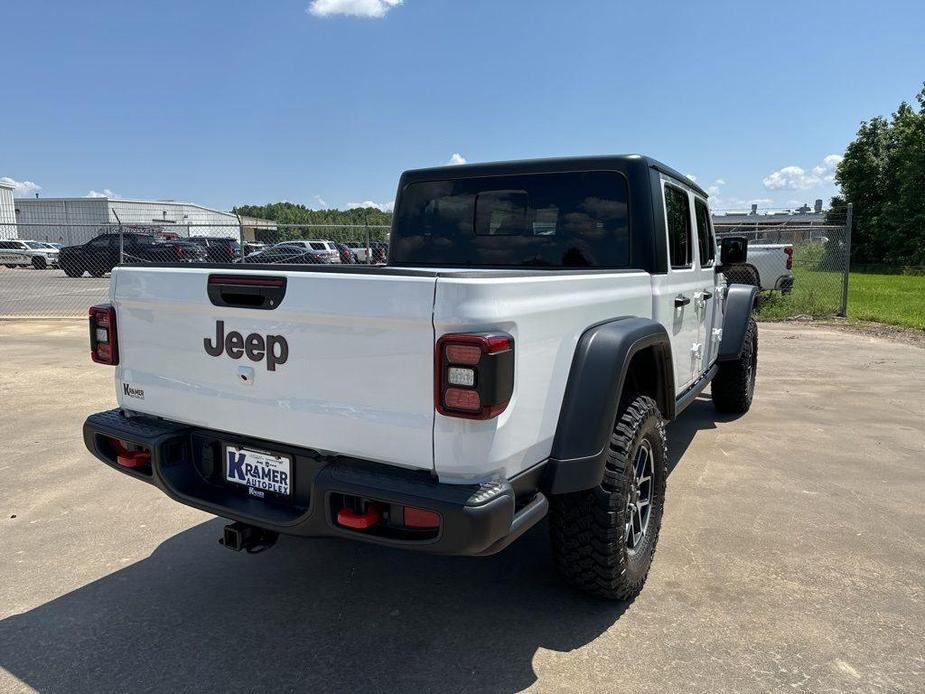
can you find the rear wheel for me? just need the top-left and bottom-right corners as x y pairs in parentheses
(4, 264), (17, 269)
(549, 394), (667, 600)
(62, 263), (84, 278)
(712, 318), (758, 414)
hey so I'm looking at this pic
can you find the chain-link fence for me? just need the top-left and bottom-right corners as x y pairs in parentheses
(713, 204), (853, 319)
(0, 221), (390, 318)
(0, 201), (860, 320)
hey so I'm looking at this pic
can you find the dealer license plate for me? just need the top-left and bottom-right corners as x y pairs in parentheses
(225, 446), (291, 497)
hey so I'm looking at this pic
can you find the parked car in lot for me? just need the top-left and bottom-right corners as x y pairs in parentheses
(334, 242), (358, 264)
(0, 239), (60, 269)
(239, 246), (329, 264)
(58, 232), (206, 277)
(718, 239), (794, 293)
(83, 154), (760, 601)
(276, 240), (341, 263)
(370, 241), (388, 264)
(188, 237), (241, 263)
(344, 242), (370, 263)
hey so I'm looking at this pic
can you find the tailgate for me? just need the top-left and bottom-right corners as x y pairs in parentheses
(111, 266), (437, 471)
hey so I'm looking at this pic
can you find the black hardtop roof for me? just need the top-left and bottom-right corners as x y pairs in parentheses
(400, 154), (708, 199)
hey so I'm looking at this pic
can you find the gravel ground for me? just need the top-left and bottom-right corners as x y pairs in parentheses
(1, 320), (923, 693)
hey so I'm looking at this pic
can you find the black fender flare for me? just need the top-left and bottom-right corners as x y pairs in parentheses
(543, 317), (674, 495)
(718, 284), (759, 362)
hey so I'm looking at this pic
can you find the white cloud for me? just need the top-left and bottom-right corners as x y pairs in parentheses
(448, 153), (467, 166)
(702, 178), (777, 211)
(1, 176), (42, 197)
(86, 189), (118, 198)
(313, 195), (329, 209)
(346, 200), (394, 212)
(685, 173), (697, 182)
(307, 0), (402, 18)
(763, 154), (843, 191)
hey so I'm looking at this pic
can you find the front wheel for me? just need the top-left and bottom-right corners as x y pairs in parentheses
(712, 317), (758, 414)
(32, 256), (47, 270)
(62, 263), (84, 278)
(549, 394), (668, 600)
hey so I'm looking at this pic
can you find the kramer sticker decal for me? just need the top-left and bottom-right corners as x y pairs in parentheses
(122, 383), (145, 400)
(204, 320), (289, 371)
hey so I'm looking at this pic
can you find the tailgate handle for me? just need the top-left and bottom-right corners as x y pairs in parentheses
(207, 275), (287, 310)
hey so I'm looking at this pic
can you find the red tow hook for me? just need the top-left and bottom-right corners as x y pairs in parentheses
(114, 440), (151, 469)
(337, 504), (380, 530)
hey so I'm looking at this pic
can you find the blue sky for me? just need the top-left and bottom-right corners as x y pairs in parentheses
(2, 0), (923, 212)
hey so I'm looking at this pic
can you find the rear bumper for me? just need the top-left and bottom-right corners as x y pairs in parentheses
(83, 409), (547, 556)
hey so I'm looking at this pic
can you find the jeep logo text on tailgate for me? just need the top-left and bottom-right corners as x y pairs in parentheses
(204, 320), (289, 371)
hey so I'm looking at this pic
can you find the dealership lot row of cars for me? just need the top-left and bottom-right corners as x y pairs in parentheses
(0, 230), (389, 278)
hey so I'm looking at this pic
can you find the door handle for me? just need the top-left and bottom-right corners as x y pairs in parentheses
(674, 295), (691, 308)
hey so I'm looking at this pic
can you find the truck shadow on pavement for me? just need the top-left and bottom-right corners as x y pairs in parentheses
(0, 399), (730, 694)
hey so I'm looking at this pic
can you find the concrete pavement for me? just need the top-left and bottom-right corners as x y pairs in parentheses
(1, 321), (923, 693)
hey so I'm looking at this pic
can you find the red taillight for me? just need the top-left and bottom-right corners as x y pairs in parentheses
(785, 246), (793, 270)
(89, 304), (119, 365)
(445, 343), (482, 365)
(404, 507), (441, 529)
(435, 332), (514, 420)
(444, 387), (481, 412)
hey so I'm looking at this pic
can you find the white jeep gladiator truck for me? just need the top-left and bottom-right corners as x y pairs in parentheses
(83, 155), (758, 600)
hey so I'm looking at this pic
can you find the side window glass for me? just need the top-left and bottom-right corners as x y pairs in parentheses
(694, 198), (715, 266)
(664, 184), (692, 268)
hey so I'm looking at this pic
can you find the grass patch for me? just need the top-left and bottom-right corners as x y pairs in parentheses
(756, 266), (925, 330)
(754, 241), (925, 329)
(845, 272), (925, 330)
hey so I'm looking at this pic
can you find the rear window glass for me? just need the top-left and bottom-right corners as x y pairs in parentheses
(664, 184), (692, 268)
(694, 198), (715, 266)
(308, 242), (325, 251)
(391, 171), (630, 268)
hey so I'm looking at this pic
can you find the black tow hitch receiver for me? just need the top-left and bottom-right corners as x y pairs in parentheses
(221, 521), (279, 553)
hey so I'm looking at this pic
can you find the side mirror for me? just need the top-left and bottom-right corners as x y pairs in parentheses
(720, 236), (748, 266)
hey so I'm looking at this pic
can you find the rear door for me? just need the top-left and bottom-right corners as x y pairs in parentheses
(112, 266), (439, 471)
(693, 196), (719, 371)
(654, 180), (701, 391)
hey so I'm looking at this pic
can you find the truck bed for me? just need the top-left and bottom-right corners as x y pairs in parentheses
(110, 264), (652, 482)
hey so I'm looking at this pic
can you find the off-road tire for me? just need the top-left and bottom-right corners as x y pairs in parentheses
(712, 317), (758, 414)
(62, 264), (84, 278)
(32, 256), (47, 270)
(549, 394), (668, 600)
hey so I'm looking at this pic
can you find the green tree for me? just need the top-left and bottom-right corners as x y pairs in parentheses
(233, 202), (393, 243)
(831, 83), (925, 265)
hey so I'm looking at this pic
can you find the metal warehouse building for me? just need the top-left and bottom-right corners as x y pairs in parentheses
(11, 196), (248, 245)
(0, 181), (15, 238)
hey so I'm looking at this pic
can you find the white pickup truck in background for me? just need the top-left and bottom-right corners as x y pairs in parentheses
(721, 240), (794, 293)
(82, 155), (760, 601)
